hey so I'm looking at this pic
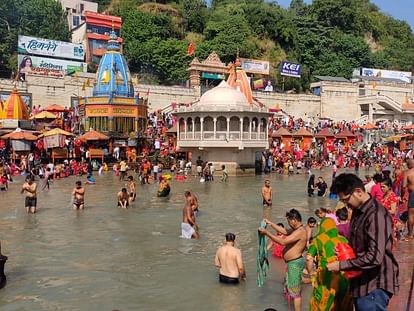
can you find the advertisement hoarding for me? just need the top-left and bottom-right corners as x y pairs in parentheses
(18, 54), (87, 80)
(18, 35), (85, 61)
(240, 58), (270, 75)
(280, 61), (301, 78)
(360, 68), (411, 83)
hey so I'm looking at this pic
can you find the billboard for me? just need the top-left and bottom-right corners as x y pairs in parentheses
(360, 68), (411, 83)
(18, 35), (85, 61)
(240, 58), (270, 75)
(18, 54), (87, 80)
(280, 61), (301, 78)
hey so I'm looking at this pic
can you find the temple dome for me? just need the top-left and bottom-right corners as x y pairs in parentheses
(0, 88), (30, 120)
(93, 30), (134, 98)
(198, 81), (250, 107)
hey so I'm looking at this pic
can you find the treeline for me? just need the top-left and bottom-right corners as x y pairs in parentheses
(0, 0), (412, 91)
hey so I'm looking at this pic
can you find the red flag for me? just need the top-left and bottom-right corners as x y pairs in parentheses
(187, 42), (195, 56)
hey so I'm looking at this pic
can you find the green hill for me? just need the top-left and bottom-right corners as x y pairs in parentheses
(0, 0), (412, 92)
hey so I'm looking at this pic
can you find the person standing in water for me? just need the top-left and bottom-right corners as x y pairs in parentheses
(259, 209), (307, 311)
(72, 181), (85, 210)
(21, 176), (37, 214)
(262, 180), (272, 206)
(181, 197), (199, 239)
(126, 176), (136, 204)
(214, 233), (246, 284)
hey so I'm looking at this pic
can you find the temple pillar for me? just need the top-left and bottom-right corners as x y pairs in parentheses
(249, 119), (252, 140)
(226, 117), (230, 140)
(184, 120), (187, 139)
(189, 69), (200, 88)
(240, 118), (243, 140)
(200, 117), (204, 141)
(213, 117), (217, 139)
(108, 116), (114, 132)
(192, 119), (195, 140)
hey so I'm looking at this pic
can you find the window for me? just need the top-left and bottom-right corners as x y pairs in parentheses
(73, 16), (80, 27)
(114, 117), (134, 134)
(89, 117), (108, 132)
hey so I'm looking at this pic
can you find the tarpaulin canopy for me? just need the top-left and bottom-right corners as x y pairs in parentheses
(44, 104), (66, 112)
(31, 111), (57, 119)
(39, 128), (73, 138)
(78, 130), (109, 141)
(1, 128), (37, 140)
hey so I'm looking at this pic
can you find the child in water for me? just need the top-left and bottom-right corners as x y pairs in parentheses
(221, 165), (228, 182)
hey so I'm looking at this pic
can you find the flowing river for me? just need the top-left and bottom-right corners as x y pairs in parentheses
(0, 170), (410, 310)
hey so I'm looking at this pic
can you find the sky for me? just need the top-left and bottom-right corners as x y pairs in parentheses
(275, 0), (414, 31)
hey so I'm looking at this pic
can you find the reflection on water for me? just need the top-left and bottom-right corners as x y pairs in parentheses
(0, 171), (342, 310)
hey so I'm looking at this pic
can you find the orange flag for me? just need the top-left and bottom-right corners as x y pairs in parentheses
(187, 42), (195, 56)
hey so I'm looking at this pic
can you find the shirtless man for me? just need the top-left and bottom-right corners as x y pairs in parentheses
(184, 191), (199, 215)
(261, 180), (272, 206)
(259, 209), (307, 311)
(402, 158), (414, 239)
(21, 176), (37, 214)
(117, 188), (129, 209)
(181, 199), (199, 239)
(72, 181), (85, 210)
(214, 233), (246, 284)
(126, 176), (136, 204)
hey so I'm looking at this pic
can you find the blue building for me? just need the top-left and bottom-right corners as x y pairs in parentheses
(79, 30), (147, 140)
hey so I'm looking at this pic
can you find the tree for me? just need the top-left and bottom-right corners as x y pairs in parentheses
(181, 0), (207, 33)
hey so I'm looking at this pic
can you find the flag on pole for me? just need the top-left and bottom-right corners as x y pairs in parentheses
(86, 78), (90, 87)
(187, 42), (195, 56)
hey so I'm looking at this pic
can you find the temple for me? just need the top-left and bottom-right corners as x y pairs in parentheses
(78, 29), (147, 141)
(174, 56), (271, 176)
(0, 88), (31, 130)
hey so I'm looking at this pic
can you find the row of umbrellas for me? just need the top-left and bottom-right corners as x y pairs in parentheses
(1, 128), (109, 142)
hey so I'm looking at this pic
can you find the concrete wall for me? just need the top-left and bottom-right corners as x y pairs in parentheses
(0, 76), (412, 121)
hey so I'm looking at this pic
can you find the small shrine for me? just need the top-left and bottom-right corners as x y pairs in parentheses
(175, 57), (271, 176)
(0, 87), (32, 130)
(78, 28), (147, 143)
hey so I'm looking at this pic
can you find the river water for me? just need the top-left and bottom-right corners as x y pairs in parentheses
(0, 170), (408, 310)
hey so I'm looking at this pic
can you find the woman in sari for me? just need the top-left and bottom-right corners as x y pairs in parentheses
(306, 218), (353, 311)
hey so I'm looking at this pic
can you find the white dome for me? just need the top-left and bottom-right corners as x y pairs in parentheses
(198, 80), (250, 107)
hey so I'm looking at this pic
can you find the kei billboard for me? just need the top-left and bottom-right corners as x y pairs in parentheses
(280, 61), (301, 78)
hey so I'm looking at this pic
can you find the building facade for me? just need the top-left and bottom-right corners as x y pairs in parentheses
(58, 0), (98, 31)
(72, 11), (122, 65)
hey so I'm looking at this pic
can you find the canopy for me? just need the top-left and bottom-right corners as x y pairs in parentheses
(78, 130), (109, 141)
(360, 123), (377, 130)
(402, 124), (414, 130)
(292, 127), (313, 137)
(315, 128), (335, 138)
(384, 134), (411, 142)
(39, 128), (73, 138)
(271, 127), (292, 137)
(31, 111), (57, 119)
(44, 104), (66, 112)
(1, 128), (37, 141)
(335, 130), (355, 138)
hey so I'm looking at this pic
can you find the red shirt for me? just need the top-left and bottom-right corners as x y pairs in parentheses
(370, 183), (383, 202)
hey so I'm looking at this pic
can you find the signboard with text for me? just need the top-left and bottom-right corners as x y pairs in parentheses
(18, 54), (87, 79)
(280, 61), (301, 78)
(18, 35), (85, 61)
(360, 68), (411, 83)
(85, 105), (138, 117)
(240, 58), (270, 75)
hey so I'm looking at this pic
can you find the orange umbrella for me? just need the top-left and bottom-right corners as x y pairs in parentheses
(360, 123), (377, 130)
(1, 130), (37, 141)
(402, 124), (414, 130)
(78, 130), (109, 141)
(44, 104), (66, 112)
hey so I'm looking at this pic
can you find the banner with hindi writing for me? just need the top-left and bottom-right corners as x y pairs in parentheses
(18, 35), (85, 61)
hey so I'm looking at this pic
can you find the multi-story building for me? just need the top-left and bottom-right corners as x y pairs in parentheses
(72, 11), (122, 65)
(58, 0), (98, 31)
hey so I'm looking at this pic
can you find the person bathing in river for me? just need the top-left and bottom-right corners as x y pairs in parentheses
(262, 180), (272, 206)
(72, 181), (85, 210)
(117, 188), (129, 209)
